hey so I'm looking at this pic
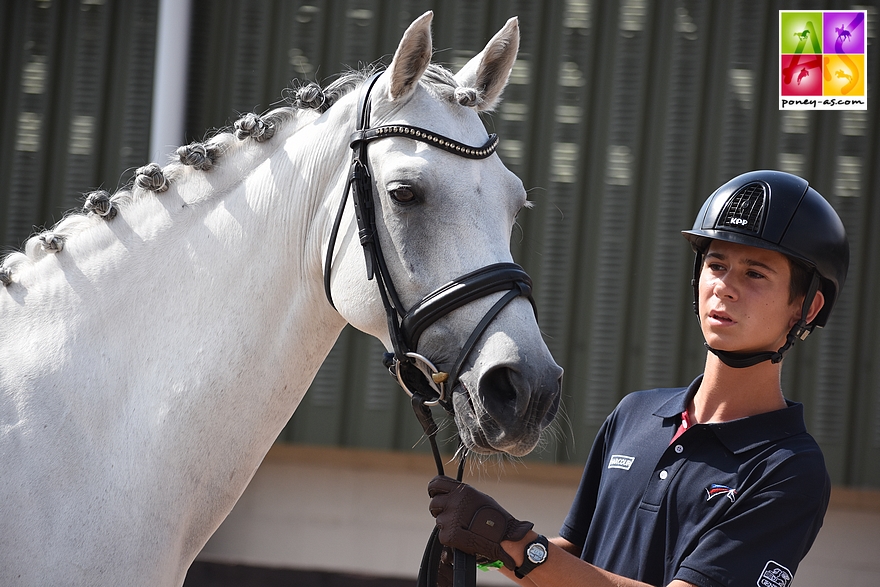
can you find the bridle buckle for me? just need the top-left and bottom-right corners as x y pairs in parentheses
(395, 352), (448, 407)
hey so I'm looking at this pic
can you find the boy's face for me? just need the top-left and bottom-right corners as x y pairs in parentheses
(698, 240), (804, 355)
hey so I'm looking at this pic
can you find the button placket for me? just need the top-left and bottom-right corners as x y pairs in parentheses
(640, 429), (699, 508)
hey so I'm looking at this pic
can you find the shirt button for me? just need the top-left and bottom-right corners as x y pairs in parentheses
(674, 444), (684, 454)
(659, 470), (668, 480)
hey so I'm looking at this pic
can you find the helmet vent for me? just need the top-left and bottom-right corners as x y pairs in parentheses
(718, 182), (766, 233)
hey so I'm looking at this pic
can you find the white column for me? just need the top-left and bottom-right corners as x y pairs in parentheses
(149, 0), (193, 164)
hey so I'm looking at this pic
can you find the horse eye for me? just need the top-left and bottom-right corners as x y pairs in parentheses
(389, 187), (416, 204)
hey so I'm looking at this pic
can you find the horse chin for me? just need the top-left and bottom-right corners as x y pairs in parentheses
(451, 385), (548, 458)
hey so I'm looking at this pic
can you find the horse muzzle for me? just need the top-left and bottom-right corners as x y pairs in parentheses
(452, 349), (563, 457)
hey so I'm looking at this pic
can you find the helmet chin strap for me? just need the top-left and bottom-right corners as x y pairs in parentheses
(705, 340), (790, 368)
(702, 273), (821, 369)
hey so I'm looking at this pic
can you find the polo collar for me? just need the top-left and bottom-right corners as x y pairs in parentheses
(653, 375), (808, 454)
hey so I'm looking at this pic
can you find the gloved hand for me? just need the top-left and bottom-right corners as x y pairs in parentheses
(427, 475), (534, 570)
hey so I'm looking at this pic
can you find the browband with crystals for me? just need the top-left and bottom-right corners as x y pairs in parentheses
(350, 125), (499, 159)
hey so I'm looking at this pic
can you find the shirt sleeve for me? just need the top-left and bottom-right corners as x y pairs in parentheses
(558, 415), (612, 551)
(675, 452), (831, 587)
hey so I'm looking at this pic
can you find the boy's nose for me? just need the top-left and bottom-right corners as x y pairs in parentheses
(713, 276), (738, 300)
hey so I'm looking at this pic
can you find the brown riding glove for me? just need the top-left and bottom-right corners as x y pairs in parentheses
(427, 475), (534, 570)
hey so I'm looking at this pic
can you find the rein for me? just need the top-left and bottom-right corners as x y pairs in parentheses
(323, 71), (536, 587)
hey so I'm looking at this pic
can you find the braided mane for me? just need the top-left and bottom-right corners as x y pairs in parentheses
(0, 63), (466, 287)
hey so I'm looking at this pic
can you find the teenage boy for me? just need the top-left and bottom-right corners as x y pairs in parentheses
(427, 170), (849, 587)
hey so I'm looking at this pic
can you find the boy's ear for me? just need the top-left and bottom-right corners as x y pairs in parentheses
(804, 290), (826, 325)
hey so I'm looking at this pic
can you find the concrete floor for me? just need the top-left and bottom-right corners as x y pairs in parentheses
(795, 494), (880, 587)
(197, 445), (880, 586)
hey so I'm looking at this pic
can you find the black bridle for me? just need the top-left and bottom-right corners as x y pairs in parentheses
(323, 71), (536, 587)
(323, 70), (536, 409)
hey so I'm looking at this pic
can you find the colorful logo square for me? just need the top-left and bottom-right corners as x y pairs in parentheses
(781, 55), (823, 95)
(823, 11), (866, 54)
(780, 12), (823, 54)
(824, 54), (866, 97)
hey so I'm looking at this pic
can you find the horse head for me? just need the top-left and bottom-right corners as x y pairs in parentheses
(324, 12), (562, 457)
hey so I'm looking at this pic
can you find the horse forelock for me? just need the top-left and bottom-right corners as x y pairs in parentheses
(0, 63), (472, 287)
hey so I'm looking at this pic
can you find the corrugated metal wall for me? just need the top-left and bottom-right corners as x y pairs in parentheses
(0, 0), (158, 246)
(2, 0), (879, 488)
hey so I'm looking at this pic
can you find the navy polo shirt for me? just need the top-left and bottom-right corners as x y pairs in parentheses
(560, 376), (830, 587)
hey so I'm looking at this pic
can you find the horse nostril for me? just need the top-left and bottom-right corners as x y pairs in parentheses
(479, 365), (520, 417)
(477, 364), (563, 430)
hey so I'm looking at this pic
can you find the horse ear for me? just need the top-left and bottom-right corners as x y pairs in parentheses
(386, 11), (434, 101)
(453, 17), (519, 112)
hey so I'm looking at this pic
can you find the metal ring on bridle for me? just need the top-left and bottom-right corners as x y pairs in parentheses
(396, 352), (448, 406)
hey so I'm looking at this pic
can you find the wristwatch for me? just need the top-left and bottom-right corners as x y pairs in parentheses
(514, 534), (549, 579)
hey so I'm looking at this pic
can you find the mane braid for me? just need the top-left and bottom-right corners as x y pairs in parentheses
(0, 64), (467, 287)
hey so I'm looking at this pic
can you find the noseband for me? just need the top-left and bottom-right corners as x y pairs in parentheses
(323, 71), (536, 411)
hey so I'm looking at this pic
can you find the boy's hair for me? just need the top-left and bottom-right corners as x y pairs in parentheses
(787, 258), (815, 306)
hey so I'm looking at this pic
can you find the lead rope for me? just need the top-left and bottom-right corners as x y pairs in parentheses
(412, 393), (476, 587)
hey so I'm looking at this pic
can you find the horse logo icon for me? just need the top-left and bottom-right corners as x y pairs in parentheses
(797, 68), (809, 85)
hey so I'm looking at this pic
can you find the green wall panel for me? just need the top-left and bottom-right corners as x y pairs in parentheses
(2, 0), (879, 487)
(0, 0), (157, 250)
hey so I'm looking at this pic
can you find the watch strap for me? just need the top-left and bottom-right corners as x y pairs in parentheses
(513, 534), (548, 579)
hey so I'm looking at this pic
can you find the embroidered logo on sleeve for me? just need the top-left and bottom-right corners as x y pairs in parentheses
(608, 455), (635, 470)
(705, 483), (738, 503)
(757, 560), (793, 587)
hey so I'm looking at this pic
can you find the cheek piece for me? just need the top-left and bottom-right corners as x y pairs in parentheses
(691, 253), (821, 369)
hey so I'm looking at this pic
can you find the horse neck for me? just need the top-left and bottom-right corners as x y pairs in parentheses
(0, 108), (357, 460)
(0, 103), (368, 575)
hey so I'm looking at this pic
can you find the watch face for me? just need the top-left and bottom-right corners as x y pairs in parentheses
(527, 542), (547, 564)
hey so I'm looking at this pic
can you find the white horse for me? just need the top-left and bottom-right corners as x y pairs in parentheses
(0, 12), (561, 586)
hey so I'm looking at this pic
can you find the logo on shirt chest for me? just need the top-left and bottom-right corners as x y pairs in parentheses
(608, 454), (635, 470)
(705, 483), (738, 503)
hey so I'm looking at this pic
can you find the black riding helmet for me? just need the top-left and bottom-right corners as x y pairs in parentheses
(682, 170), (849, 368)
